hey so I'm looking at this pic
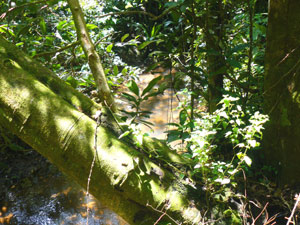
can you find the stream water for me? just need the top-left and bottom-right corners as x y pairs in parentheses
(0, 71), (181, 224)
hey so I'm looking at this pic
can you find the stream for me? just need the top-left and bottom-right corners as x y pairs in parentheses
(0, 71), (181, 224)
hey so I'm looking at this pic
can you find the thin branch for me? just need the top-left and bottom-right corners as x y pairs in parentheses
(251, 202), (269, 225)
(97, 3), (183, 21)
(286, 193), (300, 225)
(97, 10), (156, 19)
(0, 0), (48, 20)
(33, 41), (80, 58)
(146, 203), (181, 225)
(224, 72), (258, 94)
(86, 111), (102, 225)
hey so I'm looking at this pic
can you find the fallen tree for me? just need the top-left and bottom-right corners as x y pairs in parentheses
(0, 35), (202, 224)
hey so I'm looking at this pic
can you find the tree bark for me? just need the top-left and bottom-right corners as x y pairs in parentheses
(67, 0), (117, 112)
(204, 0), (225, 113)
(0, 35), (202, 224)
(264, 0), (300, 185)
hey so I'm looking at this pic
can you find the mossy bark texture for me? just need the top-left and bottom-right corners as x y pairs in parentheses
(0, 35), (202, 224)
(264, 0), (300, 185)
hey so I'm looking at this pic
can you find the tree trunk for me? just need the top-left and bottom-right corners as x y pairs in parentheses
(204, 0), (225, 113)
(264, 0), (300, 185)
(0, 35), (201, 224)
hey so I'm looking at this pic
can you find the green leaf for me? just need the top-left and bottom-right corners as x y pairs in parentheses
(167, 122), (180, 127)
(126, 80), (140, 96)
(167, 130), (181, 143)
(16, 42), (24, 47)
(140, 119), (154, 126)
(119, 130), (131, 139)
(65, 76), (78, 88)
(142, 76), (162, 96)
(104, 68), (110, 75)
(57, 20), (67, 30)
(121, 93), (138, 104)
(138, 40), (156, 50)
(86, 24), (98, 30)
(144, 62), (162, 72)
(179, 110), (187, 126)
(143, 91), (161, 100)
(113, 65), (119, 76)
(227, 58), (242, 69)
(228, 44), (248, 54)
(121, 33), (129, 42)
(243, 155), (252, 166)
(106, 44), (113, 53)
(39, 18), (46, 34)
(121, 68), (127, 76)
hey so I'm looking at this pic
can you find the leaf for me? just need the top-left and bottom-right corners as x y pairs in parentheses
(65, 76), (78, 88)
(142, 76), (162, 96)
(121, 92), (138, 104)
(166, 130), (181, 143)
(138, 40), (156, 50)
(166, 122), (180, 127)
(119, 130), (131, 139)
(228, 44), (248, 54)
(139, 119), (154, 126)
(143, 91), (161, 100)
(243, 155), (252, 166)
(106, 44), (113, 53)
(16, 42), (24, 47)
(39, 18), (46, 34)
(227, 58), (242, 69)
(57, 20), (67, 30)
(126, 80), (140, 96)
(86, 24), (98, 30)
(215, 178), (231, 185)
(121, 67), (127, 76)
(179, 110), (187, 126)
(113, 65), (119, 76)
(121, 33), (129, 42)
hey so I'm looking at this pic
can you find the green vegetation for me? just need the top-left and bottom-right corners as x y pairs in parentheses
(1, 0), (300, 224)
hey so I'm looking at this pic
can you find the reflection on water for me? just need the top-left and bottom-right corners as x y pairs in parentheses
(0, 155), (127, 225)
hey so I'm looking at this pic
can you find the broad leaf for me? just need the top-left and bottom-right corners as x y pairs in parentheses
(121, 33), (129, 42)
(126, 80), (140, 96)
(142, 76), (162, 96)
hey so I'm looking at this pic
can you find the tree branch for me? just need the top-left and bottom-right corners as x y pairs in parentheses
(0, 0), (48, 20)
(33, 41), (80, 58)
(97, 3), (184, 21)
(67, 0), (117, 112)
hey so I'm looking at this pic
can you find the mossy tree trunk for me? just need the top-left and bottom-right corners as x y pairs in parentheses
(264, 0), (300, 185)
(0, 35), (201, 224)
(204, 0), (225, 113)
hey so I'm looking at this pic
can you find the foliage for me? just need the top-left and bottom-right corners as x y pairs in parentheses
(0, 0), (276, 223)
(166, 94), (268, 212)
(118, 76), (167, 146)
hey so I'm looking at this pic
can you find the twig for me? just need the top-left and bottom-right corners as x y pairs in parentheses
(286, 193), (300, 225)
(96, 3), (183, 21)
(251, 202), (269, 225)
(97, 10), (156, 19)
(146, 203), (181, 225)
(86, 110), (102, 225)
(154, 211), (167, 225)
(33, 41), (80, 58)
(0, 0), (48, 20)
